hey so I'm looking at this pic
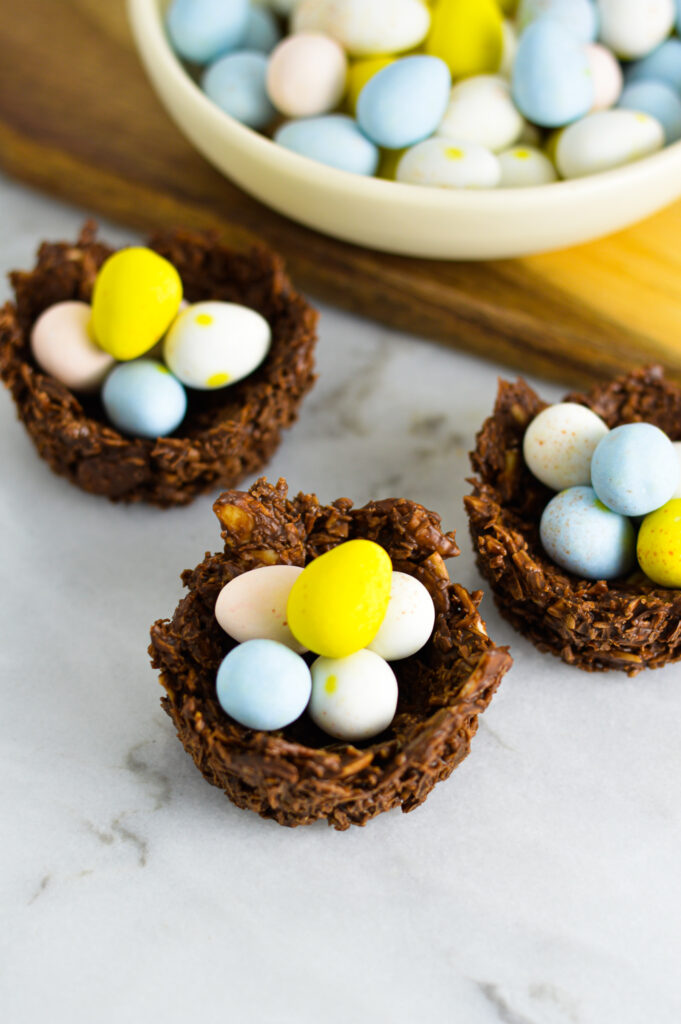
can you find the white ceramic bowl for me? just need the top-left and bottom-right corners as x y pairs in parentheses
(128, 0), (681, 260)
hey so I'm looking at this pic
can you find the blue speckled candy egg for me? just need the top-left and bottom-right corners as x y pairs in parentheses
(202, 51), (276, 128)
(241, 5), (281, 53)
(357, 55), (451, 150)
(274, 115), (379, 175)
(216, 639), (312, 731)
(166, 0), (250, 65)
(618, 80), (681, 143)
(101, 359), (187, 438)
(626, 38), (681, 94)
(540, 486), (636, 580)
(591, 422), (679, 517)
(517, 0), (599, 43)
(511, 18), (593, 127)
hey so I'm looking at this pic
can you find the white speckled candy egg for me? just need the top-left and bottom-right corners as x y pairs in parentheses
(556, 109), (664, 179)
(437, 75), (524, 153)
(309, 649), (398, 741)
(597, 0), (675, 60)
(266, 32), (347, 118)
(215, 565), (306, 651)
(523, 402), (609, 490)
(585, 43), (623, 111)
(396, 138), (501, 189)
(498, 145), (558, 186)
(367, 572), (435, 661)
(163, 301), (271, 390)
(292, 0), (430, 56)
(30, 301), (115, 392)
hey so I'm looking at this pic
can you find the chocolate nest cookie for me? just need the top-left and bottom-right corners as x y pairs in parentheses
(149, 478), (512, 829)
(0, 224), (317, 506)
(465, 365), (681, 675)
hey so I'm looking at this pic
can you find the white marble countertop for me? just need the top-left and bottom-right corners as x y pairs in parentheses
(1, 172), (680, 1024)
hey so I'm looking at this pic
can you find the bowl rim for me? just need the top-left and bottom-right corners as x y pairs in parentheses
(129, 0), (681, 210)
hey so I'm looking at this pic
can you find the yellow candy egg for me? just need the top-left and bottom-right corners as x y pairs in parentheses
(287, 539), (392, 658)
(425, 0), (503, 80)
(91, 247), (183, 361)
(637, 499), (681, 588)
(346, 57), (394, 113)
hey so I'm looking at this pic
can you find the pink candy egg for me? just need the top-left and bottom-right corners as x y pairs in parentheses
(585, 43), (623, 112)
(266, 32), (347, 118)
(30, 301), (115, 392)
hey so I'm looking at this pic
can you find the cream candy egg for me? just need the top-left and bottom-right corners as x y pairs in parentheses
(585, 43), (623, 112)
(215, 565), (305, 651)
(498, 146), (557, 186)
(163, 300), (271, 390)
(556, 109), (664, 179)
(597, 0), (676, 60)
(437, 75), (524, 153)
(396, 138), (501, 189)
(367, 572), (435, 661)
(266, 32), (347, 118)
(30, 301), (115, 392)
(292, 0), (431, 57)
(309, 649), (398, 741)
(523, 402), (610, 491)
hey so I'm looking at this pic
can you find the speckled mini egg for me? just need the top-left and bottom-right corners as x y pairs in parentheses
(266, 32), (347, 118)
(216, 639), (312, 731)
(309, 649), (398, 741)
(523, 403), (609, 490)
(292, 0), (431, 57)
(625, 38), (681, 93)
(163, 301), (271, 390)
(436, 75), (524, 153)
(30, 301), (115, 392)
(585, 43), (623, 111)
(618, 80), (681, 144)
(672, 442), (681, 499)
(166, 0), (250, 64)
(556, 109), (664, 179)
(202, 51), (276, 128)
(396, 137), (501, 188)
(357, 56), (452, 150)
(498, 145), (558, 186)
(517, 0), (599, 42)
(241, 4), (281, 53)
(287, 539), (393, 658)
(215, 565), (306, 650)
(367, 572), (435, 661)
(540, 485), (636, 580)
(101, 359), (187, 438)
(597, 0), (676, 60)
(637, 499), (681, 588)
(274, 115), (379, 175)
(591, 422), (679, 517)
(511, 17), (593, 127)
(425, 0), (504, 80)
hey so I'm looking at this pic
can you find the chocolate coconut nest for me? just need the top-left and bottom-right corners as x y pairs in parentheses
(0, 224), (317, 506)
(149, 478), (512, 829)
(465, 365), (681, 675)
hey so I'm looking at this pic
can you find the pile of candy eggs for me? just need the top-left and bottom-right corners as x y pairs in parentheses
(523, 401), (681, 587)
(29, 246), (271, 439)
(165, 0), (681, 190)
(213, 538), (437, 741)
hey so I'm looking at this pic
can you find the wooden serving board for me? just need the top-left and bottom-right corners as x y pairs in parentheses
(2, 0), (681, 387)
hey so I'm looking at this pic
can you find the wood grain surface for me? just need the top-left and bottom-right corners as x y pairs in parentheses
(2, 0), (681, 386)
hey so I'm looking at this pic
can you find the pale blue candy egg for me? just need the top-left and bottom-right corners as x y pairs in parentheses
(274, 115), (379, 175)
(678, 0), (681, 34)
(357, 56), (451, 150)
(591, 423), (679, 517)
(619, 79), (681, 143)
(517, 0), (599, 43)
(540, 486), (636, 580)
(202, 51), (276, 128)
(626, 38), (681, 94)
(216, 638), (312, 731)
(167, 0), (249, 65)
(512, 18), (594, 127)
(101, 359), (187, 438)
(241, 5), (281, 53)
